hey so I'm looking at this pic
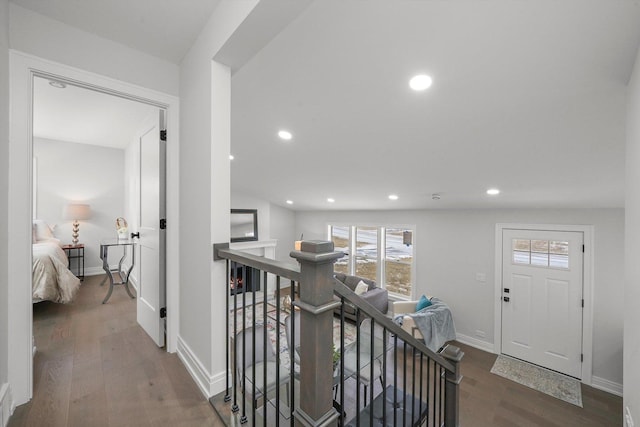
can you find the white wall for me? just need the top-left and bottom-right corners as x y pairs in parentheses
(9, 4), (179, 96)
(178, 0), (258, 396)
(34, 138), (126, 271)
(625, 46), (640, 424)
(0, 0), (10, 395)
(296, 208), (624, 386)
(270, 203), (296, 261)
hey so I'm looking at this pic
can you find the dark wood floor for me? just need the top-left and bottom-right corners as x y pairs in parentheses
(10, 277), (621, 426)
(456, 342), (622, 426)
(9, 275), (224, 427)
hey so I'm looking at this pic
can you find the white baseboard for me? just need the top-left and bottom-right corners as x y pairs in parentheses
(84, 267), (106, 277)
(0, 383), (13, 427)
(456, 333), (495, 353)
(591, 375), (623, 397)
(176, 335), (226, 398)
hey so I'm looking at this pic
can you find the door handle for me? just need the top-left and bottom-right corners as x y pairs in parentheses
(131, 232), (140, 239)
(503, 296), (510, 302)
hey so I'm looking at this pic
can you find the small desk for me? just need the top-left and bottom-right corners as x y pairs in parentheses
(99, 238), (136, 304)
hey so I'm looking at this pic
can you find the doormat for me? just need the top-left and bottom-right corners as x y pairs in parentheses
(490, 355), (583, 407)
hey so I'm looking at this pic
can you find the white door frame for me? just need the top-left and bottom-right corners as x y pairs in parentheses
(8, 50), (180, 406)
(494, 223), (594, 385)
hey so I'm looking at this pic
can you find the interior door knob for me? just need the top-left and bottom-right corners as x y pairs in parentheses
(131, 232), (140, 239)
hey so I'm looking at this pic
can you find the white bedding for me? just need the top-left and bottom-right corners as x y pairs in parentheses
(32, 240), (80, 303)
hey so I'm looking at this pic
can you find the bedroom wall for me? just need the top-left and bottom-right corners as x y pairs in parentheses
(0, 0), (10, 412)
(625, 45), (640, 425)
(9, 4), (179, 96)
(295, 208), (624, 388)
(33, 138), (126, 273)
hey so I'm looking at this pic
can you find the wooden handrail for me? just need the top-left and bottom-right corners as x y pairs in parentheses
(215, 247), (301, 282)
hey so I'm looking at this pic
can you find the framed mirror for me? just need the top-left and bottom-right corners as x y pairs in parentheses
(230, 209), (258, 242)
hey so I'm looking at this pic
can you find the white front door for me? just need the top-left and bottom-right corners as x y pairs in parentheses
(136, 110), (166, 347)
(501, 229), (583, 378)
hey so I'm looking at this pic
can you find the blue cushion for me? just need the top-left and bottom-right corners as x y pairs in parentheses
(415, 295), (432, 311)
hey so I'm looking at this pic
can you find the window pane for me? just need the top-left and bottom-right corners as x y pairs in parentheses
(355, 226), (378, 281)
(550, 254), (569, 269)
(549, 241), (569, 255)
(331, 226), (350, 274)
(531, 240), (549, 253)
(513, 251), (530, 264)
(385, 228), (413, 297)
(513, 239), (530, 251)
(531, 252), (549, 266)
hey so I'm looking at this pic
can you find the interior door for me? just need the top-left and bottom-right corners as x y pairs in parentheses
(501, 229), (583, 378)
(136, 110), (166, 347)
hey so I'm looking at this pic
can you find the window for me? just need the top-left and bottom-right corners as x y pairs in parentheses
(512, 238), (569, 269)
(329, 225), (415, 298)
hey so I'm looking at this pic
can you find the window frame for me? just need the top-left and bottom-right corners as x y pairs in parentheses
(328, 223), (416, 300)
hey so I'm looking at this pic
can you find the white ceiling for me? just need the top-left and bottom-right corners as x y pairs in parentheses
(18, 0), (640, 210)
(33, 76), (158, 149)
(10, 0), (221, 63)
(230, 0), (640, 210)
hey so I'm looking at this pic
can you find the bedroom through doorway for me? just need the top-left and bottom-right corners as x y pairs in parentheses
(30, 75), (168, 384)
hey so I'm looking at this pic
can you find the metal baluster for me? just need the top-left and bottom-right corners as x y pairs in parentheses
(418, 352), (423, 425)
(290, 279), (296, 427)
(251, 269), (257, 427)
(369, 318), (375, 427)
(411, 346), (416, 425)
(275, 276), (281, 426)
(403, 341), (407, 427)
(263, 271), (268, 424)
(393, 334), (398, 426)
(241, 264), (247, 424)
(225, 260), (231, 402)
(439, 365), (444, 427)
(356, 309), (361, 425)
(382, 328), (387, 426)
(429, 359), (433, 427)
(340, 297), (345, 427)
(232, 261), (239, 414)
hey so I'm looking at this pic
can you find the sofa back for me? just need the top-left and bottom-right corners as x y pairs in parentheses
(334, 273), (377, 292)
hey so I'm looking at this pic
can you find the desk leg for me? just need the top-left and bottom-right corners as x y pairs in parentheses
(121, 245), (135, 299)
(101, 245), (115, 304)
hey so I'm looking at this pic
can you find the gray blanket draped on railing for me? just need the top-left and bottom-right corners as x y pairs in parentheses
(393, 297), (457, 352)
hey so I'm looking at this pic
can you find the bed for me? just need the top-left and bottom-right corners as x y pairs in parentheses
(32, 220), (81, 303)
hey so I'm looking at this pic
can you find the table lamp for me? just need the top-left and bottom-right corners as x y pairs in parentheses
(63, 203), (91, 245)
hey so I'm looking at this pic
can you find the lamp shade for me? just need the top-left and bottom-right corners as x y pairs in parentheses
(63, 203), (92, 220)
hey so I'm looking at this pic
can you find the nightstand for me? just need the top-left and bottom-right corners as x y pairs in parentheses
(62, 244), (85, 281)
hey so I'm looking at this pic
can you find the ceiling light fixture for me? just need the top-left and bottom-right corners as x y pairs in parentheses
(327, 198), (335, 203)
(486, 188), (500, 196)
(388, 194), (399, 200)
(286, 200), (293, 205)
(431, 193), (441, 200)
(49, 80), (67, 89)
(229, 154), (234, 160)
(278, 130), (293, 141)
(409, 74), (432, 91)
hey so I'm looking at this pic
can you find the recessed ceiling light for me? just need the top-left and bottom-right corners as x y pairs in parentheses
(486, 188), (501, 196)
(388, 194), (399, 200)
(432, 193), (441, 200)
(49, 80), (66, 89)
(229, 154), (234, 160)
(409, 74), (432, 91)
(327, 198), (335, 203)
(278, 130), (293, 140)
(286, 200), (293, 205)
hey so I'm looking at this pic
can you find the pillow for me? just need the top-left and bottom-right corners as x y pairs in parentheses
(354, 280), (369, 295)
(32, 223), (37, 243)
(33, 220), (54, 241)
(415, 294), (432, 311)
